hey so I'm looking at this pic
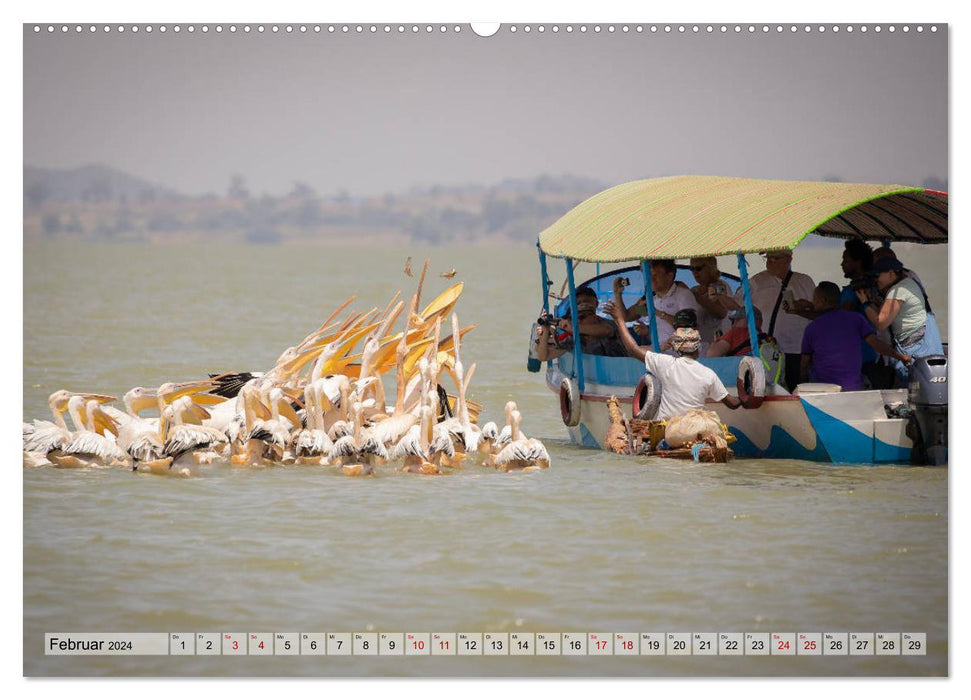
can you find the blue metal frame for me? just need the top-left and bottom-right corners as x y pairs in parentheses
(565, 258), (585, 391)
(537, 245), (552, 369)
(640, 260), (660, 350)
(736, 252), (760, 358)
(537, 245), (550, 316)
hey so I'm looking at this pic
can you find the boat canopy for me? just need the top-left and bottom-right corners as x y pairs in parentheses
(538, 175), (948, 263)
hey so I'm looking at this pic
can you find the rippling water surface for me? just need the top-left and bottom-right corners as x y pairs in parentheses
(23, 242), (948, 676)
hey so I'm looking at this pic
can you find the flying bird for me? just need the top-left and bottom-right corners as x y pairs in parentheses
(440, 268), (457, 279)
(404, 257), (413, 277)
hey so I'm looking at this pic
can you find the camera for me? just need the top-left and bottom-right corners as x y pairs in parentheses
(617, 277), (630, 288)
(537, 313), (555, 327)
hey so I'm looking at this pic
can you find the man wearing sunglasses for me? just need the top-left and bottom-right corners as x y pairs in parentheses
(719, 249), (815, 391)
(612, 259), (700, 355)
(688, 256), (732, 344)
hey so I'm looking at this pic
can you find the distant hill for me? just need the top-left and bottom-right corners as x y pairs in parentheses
(28, 166), (942, 246)
(24, 164), (183, 208)
(22, 165), (608, 244)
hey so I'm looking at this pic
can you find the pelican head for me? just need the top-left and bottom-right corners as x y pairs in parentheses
(47, 390), (74, 415)
(157, 379), (217, 411)
(123, 387), (158, 416)
(49, 389), (116, 414)
(65, 395), (88, 431)
(275, 345), (299, 366)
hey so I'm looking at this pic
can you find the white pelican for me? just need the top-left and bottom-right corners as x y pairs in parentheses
(233, 382), (295, 465)
(491, 410), (551, 472)
(355, 300), (405, 418)
(392, 402), (440, 474)
(48, 396), (127, 469)
(24, 390), (115, 457)
(115, 387), (166, 465)
(202, 393), (246, 445)
(329, 401), (388, 476)
(160, 396), (229, 473)
(476, 420), (500, 463)
(495, 401), (523, 450)
(371, 296), (421, 449)
(323, 375), (354, 441)
(292, 381), (334, 464)
(231, 379), (271, 466)
(436, 314), (481, 463)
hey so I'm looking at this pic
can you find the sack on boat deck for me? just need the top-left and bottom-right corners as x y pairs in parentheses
(664, 409), (727, 449)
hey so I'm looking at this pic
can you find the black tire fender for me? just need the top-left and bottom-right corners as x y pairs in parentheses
(559, 377), (581, 427)
(632, 372), (662, 420)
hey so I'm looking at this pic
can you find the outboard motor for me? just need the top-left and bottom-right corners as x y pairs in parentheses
(908, 355), (948, 465)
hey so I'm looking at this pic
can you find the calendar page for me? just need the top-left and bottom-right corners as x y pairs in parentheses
(20, 3), (950, 683)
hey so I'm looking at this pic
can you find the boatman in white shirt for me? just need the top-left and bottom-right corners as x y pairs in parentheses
(604, 300), (742, 420)
(716, 249), (815, 391)
(612, 259), (700, 355)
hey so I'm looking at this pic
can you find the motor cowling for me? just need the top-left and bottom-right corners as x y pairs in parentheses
(908, 355), (948, 465)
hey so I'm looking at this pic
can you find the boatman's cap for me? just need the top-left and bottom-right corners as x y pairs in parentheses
(670, 327), (702, 354)
(872, 256), (904, 273)
(673, 308), (698, 329)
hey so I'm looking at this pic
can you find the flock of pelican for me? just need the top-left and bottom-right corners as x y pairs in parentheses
(23, 261), (550, 477)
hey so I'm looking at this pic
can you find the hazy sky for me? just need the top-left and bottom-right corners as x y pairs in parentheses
(23, 23), (948, 197)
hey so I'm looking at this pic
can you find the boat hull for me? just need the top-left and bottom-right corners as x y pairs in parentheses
(546, 362), (915, 465)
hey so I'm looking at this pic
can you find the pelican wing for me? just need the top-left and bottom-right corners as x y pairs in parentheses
(359, 432), (390, 460)
(295, 429), (333, 457)
(64, 431), (127, 462)
(430, 425), (456, 458)
(329, 435), (358, 461)
(25, 422), (71, 453)
(390, 425), (427, 461)
(207, 372), (263, 399)
(248, 420), (289, 447)
(371, 412), (418, 447)
(126, 432), (166, 462)
(165, 424), (227, 457)
(327, 420), (352, 442)
(494, 441), (531, 466)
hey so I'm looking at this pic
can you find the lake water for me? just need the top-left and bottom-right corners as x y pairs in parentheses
(22, 241), (948, 676)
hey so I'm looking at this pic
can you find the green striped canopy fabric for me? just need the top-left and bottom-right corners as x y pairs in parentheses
(538, 176), (948, 262)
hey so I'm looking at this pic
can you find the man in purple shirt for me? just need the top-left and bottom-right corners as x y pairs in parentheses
(800, 282), (910, 391)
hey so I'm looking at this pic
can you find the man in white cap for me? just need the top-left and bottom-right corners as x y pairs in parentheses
(605, 301), (742, 421)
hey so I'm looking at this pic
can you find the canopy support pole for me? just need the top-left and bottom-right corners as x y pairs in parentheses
(736, 253), (760, 358)
(537, 244), (551, 315)
(537, 245), (553, 369)
(640, 260), (661, 351)
(565, 257), (585, 392)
